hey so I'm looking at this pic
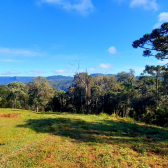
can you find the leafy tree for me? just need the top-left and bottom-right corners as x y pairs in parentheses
(143, 65), (165, 95)
(57, 90), (66, 112)
(136, 76), (152, 96)
(74, 72), (92, 114)
(92, 75), (106, 113)
(0, 85), (10, 108)
(132, 22), (168, 60)
(7, 82), (26, 108)
(28, 77), (55, 112)
(117, 69), (137, 86)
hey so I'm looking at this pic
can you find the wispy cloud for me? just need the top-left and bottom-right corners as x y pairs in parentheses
(40, 0), (94, 15)
(53, 69), (66, 73)
(0, 47), (44, 57)
(99, 63), (113, 69)
(64, 66), (71, 70)
(30, 70), (45, 76)
(1, 70), (22, 76)
(154, 12), (168, 28)
(90, 68), (100, 72)
(53, 54), (85, 60)
(108, 46), (117, 54)
(130, 0), (158, 11)
(158, 60), (168, 64)
(0, 59), (24, 62)
(53, 69), (73, 74)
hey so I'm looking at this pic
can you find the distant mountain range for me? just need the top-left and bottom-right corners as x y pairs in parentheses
(0, 74), (116, 91)
(0, 75), (74, 91)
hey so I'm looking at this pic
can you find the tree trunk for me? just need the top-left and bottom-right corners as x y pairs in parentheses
(61, 98), (63, 112)
(85, 78), (91, 114)
(96, 98), (98, 114)
(102, 96), (105, 113)
(123, 104), (125, 118)
(14, 98), (16, 109)
(36, 106), (38, 112)
(156, 74), (159, 108)
(80, 91), (83, 113)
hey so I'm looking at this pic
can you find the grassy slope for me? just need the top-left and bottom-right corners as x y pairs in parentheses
(0, 109), (168, 168)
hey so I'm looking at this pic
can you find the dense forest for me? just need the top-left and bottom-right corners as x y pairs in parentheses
(1, 22), (168, 128)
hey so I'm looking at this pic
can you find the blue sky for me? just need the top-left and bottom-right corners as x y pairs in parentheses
(0, 0), (168, 77)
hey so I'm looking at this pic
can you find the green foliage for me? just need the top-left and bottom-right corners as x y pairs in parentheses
(28, 77), (55, 112)
(1, 68), (168, 128)
(133, 22), (168, 60)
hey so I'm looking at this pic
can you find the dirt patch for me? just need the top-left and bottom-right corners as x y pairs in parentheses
(0, 113), (20, 118)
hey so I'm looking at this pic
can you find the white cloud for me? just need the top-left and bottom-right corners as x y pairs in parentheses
(53, 69), (66, 73)
(90, 68), (99, 72)
(0, 47), (43, 57)
(40, 0), (94, 15)
(130, 0), (158, 11)
(154, 12), (168, 28)
(158, 12), (168, 22)
(1, 70), (22, 76)
(108, 46), (117, 54)
(90, 68), (96, 71)
(30, 70), (45, 76)
(158, 60), (168, 64)
(99, 63), (112, 69)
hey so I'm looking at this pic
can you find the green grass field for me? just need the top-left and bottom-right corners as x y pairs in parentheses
(0, 108), (168, 168)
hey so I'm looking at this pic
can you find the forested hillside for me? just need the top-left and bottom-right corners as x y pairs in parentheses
(1, 68), (168, 127)
(0, 75), (74, 91)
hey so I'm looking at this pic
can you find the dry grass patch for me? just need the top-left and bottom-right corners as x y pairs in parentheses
(0, 113), (20, 118)
(0, 108), (168, 167)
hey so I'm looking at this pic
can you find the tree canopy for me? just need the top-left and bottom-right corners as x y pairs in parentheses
(132, 22), (168, 60)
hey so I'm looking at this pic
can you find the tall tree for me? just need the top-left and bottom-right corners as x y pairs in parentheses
(7, 82), (26, 108)
(57, 90), (66, 112)
(143, 65), (165, 96)
(28, 77), (55, 112)
(117, 69), (137, 86)
(132, 22), (168, 60)
(74, 72), (92, 114)
(0, 85), (10, 108)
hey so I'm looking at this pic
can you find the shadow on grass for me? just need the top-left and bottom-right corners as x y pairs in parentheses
(17, 117), (168, 155)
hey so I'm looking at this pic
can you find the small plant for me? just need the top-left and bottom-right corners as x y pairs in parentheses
(133, 144), (146, 155)
(99, 113), (109, 118)
(111, 113), (117, 117)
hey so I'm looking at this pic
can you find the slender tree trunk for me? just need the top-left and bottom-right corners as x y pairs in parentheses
(114, 108), (116, 115)
(36, 106), (38, 112)
(85, 79), (91, 114)
(102, 96), (105, 113)
(14, 98), (16, 109)
(61, 98), (63, 112)
(96, 98), (98, 114)
(80, 91), (83, 113)
(156, 74), (159, 108)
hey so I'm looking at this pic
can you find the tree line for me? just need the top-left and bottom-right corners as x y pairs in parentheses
(0, 69), (168, 127)
(0, 22), (168, 127)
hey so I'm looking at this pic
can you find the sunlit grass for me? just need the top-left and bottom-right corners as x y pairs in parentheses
(0, 108), (168, 167)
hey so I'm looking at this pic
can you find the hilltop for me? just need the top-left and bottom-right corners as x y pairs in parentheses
(0, 108), (168, 167)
